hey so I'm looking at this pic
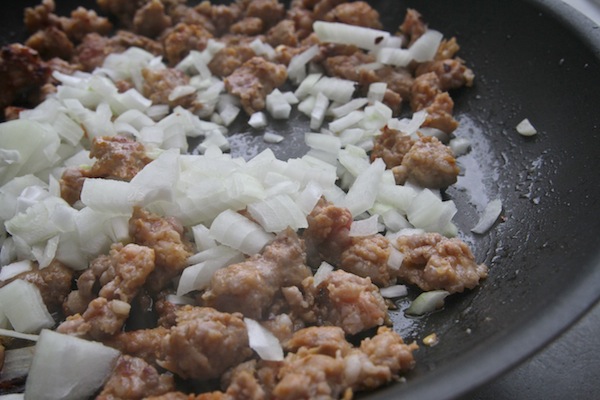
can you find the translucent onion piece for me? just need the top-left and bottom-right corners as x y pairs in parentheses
(471, 199), (503, 234)
(379, 284), (408, 298)
(405, 290), (450, 316)
(313, 21), (390, 51)
(516, 118), (537, 136)
(0, 280), (54, 333)
(349, 214), (380, 237)
(244, 318), (284, 361)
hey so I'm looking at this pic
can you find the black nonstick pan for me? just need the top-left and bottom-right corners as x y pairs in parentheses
(1, 1), (599, 399)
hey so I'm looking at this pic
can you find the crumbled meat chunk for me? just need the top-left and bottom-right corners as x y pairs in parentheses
(422, 92), (459, 134)
(224, 56), (287, 114)
(371, 126), (416, 168)
(312, 0), (346, 20)
(108, 327), (170, 367)
(24, 0), (59, 33)
(324, 51), (375, 82)
(142, 67), (196, 109)
(57, 297), (131, 340)
(208, 45), (256, 78)
(109, 30), (165, 56)
(24, 27), (74, 60)
(133, 0), (173, 38)
(71, 32), (111, 71)
(97, 0), (146, 29)
(340, 234), (394, 287)
(0, 44), (51, 109)
(58, 6), (113, 43)
(303, 198), (353, 267)
(162, 23), (213, 66)
(168, 4), (216, 34)
(97, 355), (176, 400)
(159, 306), (252, 380)
(230, 17), (264, 36)
(266, 19), (299, 47)
(417, 58), (475, 92)
(324, 1), (383, 29)
(402, 135), (459, 189)
(129, 207), (193, 293)
(398, 8), (427, 45)
(394, 232), (488, 293)
(206, 3), (243, 36)
(245, 0), (286, 29)
(284, 326), (351, 356)
(203, 228), (310, 319)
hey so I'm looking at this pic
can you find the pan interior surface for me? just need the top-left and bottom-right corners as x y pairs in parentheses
(1, 1), (599, 399)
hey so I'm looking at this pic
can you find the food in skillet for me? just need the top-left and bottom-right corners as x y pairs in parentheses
(0, 0), (490, 398)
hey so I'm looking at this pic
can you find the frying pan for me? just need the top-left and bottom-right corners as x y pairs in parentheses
(1, 0), (599, 399)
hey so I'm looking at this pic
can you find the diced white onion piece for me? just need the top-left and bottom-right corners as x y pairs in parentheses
(248, 111), (267, 128)
(376, 47), (413, 67)
(342, 158), (386, 217)
(282, 91), (299, 104)
(360, 101), (393, 130)
(295, 181), (323, 215)
(209, 209), (274, 255)
(266, 89), (292, 119)
(0, 328), (39, 342)
(177, 246), (244, 295)
(387, 246), (405, 271)
(287, 44), (320, 84)
(165, 294), (196, 305)
(263, 132), (285, 143)
(191, 224), (217, 253)
(249, 38), (276, 60)
(387, 109), (428, 135)
(376, 183), (418, 213)
(471, 199), (503, 234)
(405, 290), (450, 316)
(449, 137), (472, 156)
(349, 214), (380, 237)
(81, 179), (133, 214)
(0, 279), (54, 333)
(129, 149), (179, 206)
(25, 329), (121, 400)
(297, 95), (317, 116)
(0, 260), (33, 281)
(368, 82), (387, 104)
(5, 196), (70, 246)
(313, 21), (390, 51)
(31, 235), (59, 269)
(219, 103), (240, 126)
(304, 132), (341, 154)
(313, 261), (335, 287)
(409, 30), (444, 62)
(516, 118), (537, 136)
(381, 208), (412, 232)
(0, 346), (36, 382)
(310, 77), (356, 103)
(310, 92), (329, 130)
(52, 113), (85, 146)
(329, 98), (369, 119)
(247, 194), (308, 232)
(244, 318), (284, 361)
(329, 110), (364, 133)
(294, 73), (322, 100)
(146, 104), (170, 121)
(406, 189), (457, 233)
(380, 284), (408, 298)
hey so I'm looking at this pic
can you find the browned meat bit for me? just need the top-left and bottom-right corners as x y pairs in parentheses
(159, 306), (252, 380)
(131, 0), (172, 39)
(162, 22), (213, 66)
(108, 326), (170, 367)
(97, 355), (176, 400)
(284, 325), (351, 356)
(324, 51), (375, 82)
(202, 228), (310, 320)
(154, 293), (182, 328)
(168, 3), (216, 34)
(129, 207), (193, 293)
(410, 71), (440, 111)
(208, 45), (256, 78)
(141, 67), (197, 109)
(58, 6), (113, 43)
(401, 135), (459, 189)
(398, 8), (427, 45)
(224, 56), (287, 115)
(323, 1), (383, 29)
(422, 92), (459, 134)
(205, 3), (244, 36)
(266, 19), (299, 47)
(97, 0), (147, 29)
(305, 269), (388, 335)
(24, 27), (74, 60)
(146, 393), (197, 400)
(0, 44), (51, 110)
(303, 197), (353, 267)
(245, 0), (286, 29)
(373, 66), (414, 105)
(339, 234), (394, 287)
(57, 297), (131, 340)
(371, 126), (415, 168)
(109, 30), (165, 56)
(312, 0), (346, 20)
(394, 232), (488, 293)
(230, 17), (264, 36)
(71, 32), (111, 71)
(24, 0), (60, 33)
(417, 58), (474, 92)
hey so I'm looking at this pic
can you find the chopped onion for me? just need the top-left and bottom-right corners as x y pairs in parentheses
(449, 137), (472, 156)
(244, 318), (284, 361)
(247, 194), (308, 232)
(342, 158), (386, 217)
(263, 132), (285, 143)
(0, 279), (54, 333)
(367, 82), (387, 104)
(25, 329), (121, 400)
(0, 328), (39, 342)
(329, 110), (364, 133)
(313, 261), (335, 287)
(266, 89), (292, 119)
(248, 111), (267, 129)
(376, 47), (413, 67)
(80, 178), (133, 214)
(0, 259), (33, 281)
(0, 346), (35, 382)
(349, 214), (380, 237)
(313, 21), (389, 51)
(191, 223), (217, 253)
(209, 209), (274, 255)
(405, 290), (450, 316)
(294, 73), (322, 100)
(310, 77), (356, 104)
(387, 246), (405, 271)
(406, 189), (457, 234)
(310, 92), (329, 130)
(329, 98), (368, 119)
(471, 199), (503, 234)
(177, 246), (244, 295)
(379, 284), (408, 298)
(408, 29), (444, 62)
(516, 118), (537, 136)
(287, 44), (320, 84)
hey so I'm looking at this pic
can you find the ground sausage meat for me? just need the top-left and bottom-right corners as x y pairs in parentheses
(394, 232), (488, 293)
(224, 56), (287, 115)
(370, 126), (416, 168)
(339, 234), (394, 287)
(57, 297), (131, 340)
(401, 135), (460, 189)
(162, 22), (213, 66)
(159, 306), (253, 380)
